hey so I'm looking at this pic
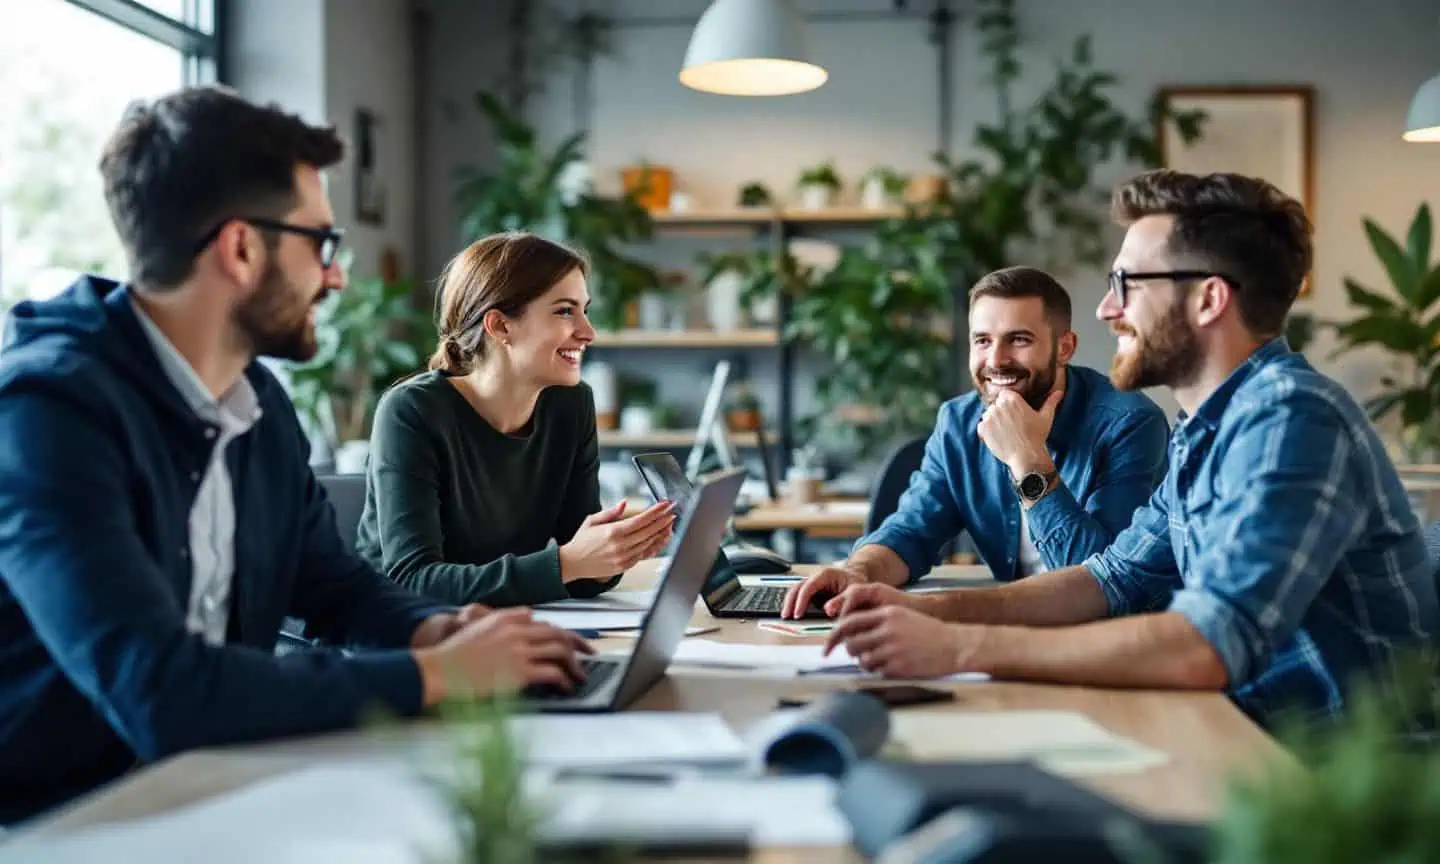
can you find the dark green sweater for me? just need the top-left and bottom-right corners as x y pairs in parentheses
(355, 371), (618, 606)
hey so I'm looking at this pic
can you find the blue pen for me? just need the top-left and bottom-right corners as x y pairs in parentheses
(757, 575), (802, 583)
(570, 629), (602, 638)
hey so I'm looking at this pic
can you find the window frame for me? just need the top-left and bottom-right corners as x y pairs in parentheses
(62, 0), (227, 84)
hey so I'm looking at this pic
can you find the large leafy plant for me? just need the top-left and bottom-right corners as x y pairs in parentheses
(1112, 656), (1440, 864)
(931, 0), (1206, 279)
(454, 91), (661, 330)
(288, 274), (435, 445)
(786, 0), (1203, 457)
(1329, 203), (1440, 458)
(788, 216), (959, 457)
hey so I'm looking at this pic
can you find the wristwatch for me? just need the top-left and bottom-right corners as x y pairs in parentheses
(1014, 469), (1058, 505)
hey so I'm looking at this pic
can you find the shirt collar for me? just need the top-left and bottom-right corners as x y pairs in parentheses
(129, 294), (262, 431)
(1180, 337), (1291, 433)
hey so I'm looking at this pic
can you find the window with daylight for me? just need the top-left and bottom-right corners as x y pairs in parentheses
(0, 0), (221, 308)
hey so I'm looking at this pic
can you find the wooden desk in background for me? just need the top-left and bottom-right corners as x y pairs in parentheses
(733, 498), (869, 536)
(20, 563), (1288, 862)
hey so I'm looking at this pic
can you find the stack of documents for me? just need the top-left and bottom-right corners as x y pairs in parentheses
(885, 709), (1169, 776)
(6, 713), (848, 864)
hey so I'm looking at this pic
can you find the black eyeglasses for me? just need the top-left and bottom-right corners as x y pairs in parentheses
(194, 218), (345, 269)
(1107, 269), (1236, 307)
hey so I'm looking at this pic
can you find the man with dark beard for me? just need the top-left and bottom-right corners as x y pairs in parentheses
(783, 266), (1169, 618)
(0, 86), (590, 825)
(816, 170), (1438, 731)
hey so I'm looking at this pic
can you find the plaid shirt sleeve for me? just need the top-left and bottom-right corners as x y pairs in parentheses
(1167, 395), (1369, 688)
(1083, 478), (1179, 615)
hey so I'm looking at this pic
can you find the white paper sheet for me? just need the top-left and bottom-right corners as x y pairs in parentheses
(506, 712), (748, 768)
(885, 709), (1169, 776)
(530, 609), (648, 630)
(6, 728), (841, 863)
(546, 774), (849, 847)
(671, 639), (988, 681)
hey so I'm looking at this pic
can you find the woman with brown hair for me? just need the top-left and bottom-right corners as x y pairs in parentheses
(355, 232), (676, 606)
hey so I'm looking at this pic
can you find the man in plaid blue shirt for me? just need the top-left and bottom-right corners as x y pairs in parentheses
(821, 169), (1439, 727)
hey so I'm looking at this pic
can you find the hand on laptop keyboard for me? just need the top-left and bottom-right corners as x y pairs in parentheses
(414, 609), (593, 705)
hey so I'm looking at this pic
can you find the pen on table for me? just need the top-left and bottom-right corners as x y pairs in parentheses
(757, 575), (802, 584)
(569, 629), (602, 639)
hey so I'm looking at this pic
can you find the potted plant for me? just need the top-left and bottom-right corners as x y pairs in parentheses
(618, 159), (675, 212)
(925, 0), (1206, 287)
(860, 166), (909, 209)
(287, 272), (436, 473)
(786, 216), (959, 457)
(1109, 656), (1440, 864)
(726, 383), (763, 432)
(795, 161), (842, 210)
(696, 250), (756, 332)
(454, 91), (662, 330)
(1327, 202), (1440, 461)
(738, 181), (773, 208)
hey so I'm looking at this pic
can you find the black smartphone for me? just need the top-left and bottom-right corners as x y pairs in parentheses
(855, 684), (957, 708)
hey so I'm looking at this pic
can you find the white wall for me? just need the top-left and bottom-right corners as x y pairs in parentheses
(324, 0), (418, 281)
(512, 0), (1440, 421)
(229, 0), (419, 283)
(228, 0), (326, 124)
(414, 0), (513, 282)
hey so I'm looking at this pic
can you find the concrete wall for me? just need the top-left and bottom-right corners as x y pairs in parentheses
(324, 0), (419, 281)
(228, 0), (326, 125)
(509, 0), (1440, 425)
(228, 0), (420, 282)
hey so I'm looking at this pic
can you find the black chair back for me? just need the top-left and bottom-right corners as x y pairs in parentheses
(865, 436), (928, 535)
(317, 473), (367, 549)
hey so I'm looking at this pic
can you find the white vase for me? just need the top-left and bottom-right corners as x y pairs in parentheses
(334, 440), (370, 475)
(860, 178), (889, 209)
(706, 270), (745, 331)
(583, 362), (617, 414)
(620, 405), (655, 434)
(797, 184), (833, 210)
(748, 291), (778, 327)
(556, 160), (592, 206)
(638, 294), (667, 330)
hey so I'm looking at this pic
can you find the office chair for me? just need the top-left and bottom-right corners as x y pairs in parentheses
(316, 473), (368, 550)
(865, 436), (928, 535)
(276, 473), (368, 653)
(1424, 520), (1440, 583)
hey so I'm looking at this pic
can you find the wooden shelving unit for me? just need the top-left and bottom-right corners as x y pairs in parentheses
(594, 206), (921, 474)
(597, 429), (761, 449)
(591, 328), (779, 348)
(651, 204), (905, 228)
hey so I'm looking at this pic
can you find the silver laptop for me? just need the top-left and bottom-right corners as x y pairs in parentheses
(519, 469), (746, 713)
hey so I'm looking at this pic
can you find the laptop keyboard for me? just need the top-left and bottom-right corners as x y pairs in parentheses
(723, 585), (787, 614)
(522, 658), (620, 701)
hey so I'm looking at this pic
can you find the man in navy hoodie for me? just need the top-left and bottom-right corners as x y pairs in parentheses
(0, 86), (588, 824)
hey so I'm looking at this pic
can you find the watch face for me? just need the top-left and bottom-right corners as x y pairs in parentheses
(1020, 473), (1047, 499)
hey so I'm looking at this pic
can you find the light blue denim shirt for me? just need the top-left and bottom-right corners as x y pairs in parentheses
(1086, 339), (1439, 726)
(861, 364), (1170, 581)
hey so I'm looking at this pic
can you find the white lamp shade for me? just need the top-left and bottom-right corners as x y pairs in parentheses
(680, 0), (828, 96)
(1405, 72), (1440, 142)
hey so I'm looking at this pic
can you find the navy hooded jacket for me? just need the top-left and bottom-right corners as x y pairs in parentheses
(0, 276), (449, 823)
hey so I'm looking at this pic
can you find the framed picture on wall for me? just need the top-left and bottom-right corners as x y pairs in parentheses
(1157, 85), (1316, 295)
(354, 108), (386, 226)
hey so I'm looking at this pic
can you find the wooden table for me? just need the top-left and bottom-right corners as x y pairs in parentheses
(18, 564), (1288, 861)
(732, 499), (869, 536)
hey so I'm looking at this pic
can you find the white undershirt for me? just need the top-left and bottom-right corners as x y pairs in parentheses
(1017, 507), (1046, 577)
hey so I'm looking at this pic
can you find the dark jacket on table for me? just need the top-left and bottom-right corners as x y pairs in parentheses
(356, 370), (619, 607)
(0, 277), (448, 825)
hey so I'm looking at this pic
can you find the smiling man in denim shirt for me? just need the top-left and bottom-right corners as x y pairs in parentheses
(820, 170), (1439, 728)
(783, 267), (1169, 618)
